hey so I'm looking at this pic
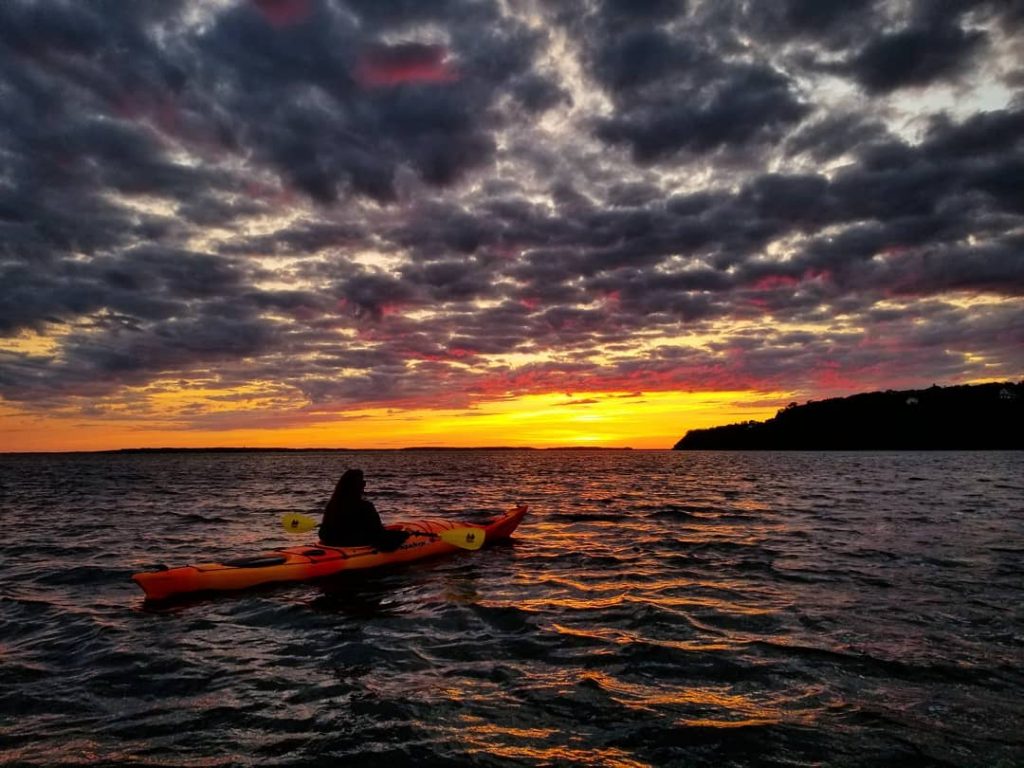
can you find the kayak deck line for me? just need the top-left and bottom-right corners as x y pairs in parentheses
(132, 504), (528, 601)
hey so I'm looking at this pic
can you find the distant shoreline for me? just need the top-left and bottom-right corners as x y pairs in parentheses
(1, 445), (637, 456)
(674, 382), (1023, 450)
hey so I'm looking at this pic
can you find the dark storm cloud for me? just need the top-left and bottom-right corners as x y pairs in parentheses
(270, 86), (1022, 337)
(1, 0), (1022, 420)
(0, 0), (253, 278)
(792, 0), (1024, 96)
(551, 2), (816, 162)
(0, 246), (262, 335)
(386, 202), (501, 260)
(924, 108), (1024, 159)
(896, 235), (1024, 295)
(400, 260), (495, 303)
(593, 54), (808, 161)
(841, 18), (986, 93)
(218, 221), (369, 257)
(599, 0), (687, 23)
(509, 73), (572, 114)
(785, 114), (891, 162)
(749, 0), (877, 44)
(335, 271), (418, 319)
(726, 300), (1024, 394)
(0, 307), (280, 404)
(193, 0), (551, 202)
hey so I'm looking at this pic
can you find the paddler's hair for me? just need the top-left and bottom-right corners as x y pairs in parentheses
(329, 468), (365, 506)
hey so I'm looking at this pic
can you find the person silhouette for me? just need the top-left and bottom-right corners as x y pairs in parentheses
(318, 469), (410, 552)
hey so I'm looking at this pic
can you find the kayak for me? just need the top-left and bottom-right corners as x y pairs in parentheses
(132, 504), (527, 601)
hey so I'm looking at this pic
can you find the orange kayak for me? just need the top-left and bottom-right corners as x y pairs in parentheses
(132, 504), (527, 601)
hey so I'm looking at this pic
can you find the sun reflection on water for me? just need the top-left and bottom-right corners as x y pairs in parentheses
(447, 718), (655, 768)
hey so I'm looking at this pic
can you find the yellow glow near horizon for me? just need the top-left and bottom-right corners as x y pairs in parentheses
(0, 389), (789, 452)
(391, 390), (787, 448)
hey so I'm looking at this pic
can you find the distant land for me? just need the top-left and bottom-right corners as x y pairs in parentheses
(1, 446), (633, 456)
(674, 382), (1024, 450)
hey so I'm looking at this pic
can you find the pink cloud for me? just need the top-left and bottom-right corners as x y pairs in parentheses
(751, 274), (800, 291)
(251, 0), (312, 27)
(355, 44), (459, 88)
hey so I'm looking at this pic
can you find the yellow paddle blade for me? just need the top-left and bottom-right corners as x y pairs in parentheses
(282, 512), (319, 534)
(438, 527), (485, 550)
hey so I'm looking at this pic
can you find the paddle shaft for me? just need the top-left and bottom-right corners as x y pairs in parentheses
(280, 512), (484, 550)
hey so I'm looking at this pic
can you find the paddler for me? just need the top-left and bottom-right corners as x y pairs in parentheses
(319, 469), (410, 551)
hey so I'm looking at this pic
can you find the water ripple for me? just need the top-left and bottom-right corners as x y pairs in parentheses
(1, 450), (1022, 766)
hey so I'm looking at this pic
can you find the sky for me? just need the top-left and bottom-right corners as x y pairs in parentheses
(1, 0), (1022, 451)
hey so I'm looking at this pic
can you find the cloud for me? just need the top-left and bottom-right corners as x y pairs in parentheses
(785, 113), (891, 162)
(0, 0), (1021, 434)
(841, 19), (987, 93)
(188, 0), (551, 201)
(355, 43), (459, 87)
(593, 56), (808, 161)
(251, 0), (313, 28)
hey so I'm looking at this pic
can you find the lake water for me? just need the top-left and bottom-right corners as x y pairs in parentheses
(1, 450), (1022, 767)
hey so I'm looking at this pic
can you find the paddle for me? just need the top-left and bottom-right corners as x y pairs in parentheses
(280, 512), (485, 550)
(282, 512), (319, 533)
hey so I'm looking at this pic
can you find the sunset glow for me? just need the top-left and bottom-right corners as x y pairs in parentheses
(1, 389), (785, 452)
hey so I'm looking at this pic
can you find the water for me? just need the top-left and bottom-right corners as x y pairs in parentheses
(1, 450), (1022, 767)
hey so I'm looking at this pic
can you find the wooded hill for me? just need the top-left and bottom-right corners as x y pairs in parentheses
(674, 382), (1023, 450)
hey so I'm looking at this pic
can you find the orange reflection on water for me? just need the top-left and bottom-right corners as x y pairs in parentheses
(550, 622), (736, 653)
(460, 723), (557, 740)
(450, 718), (652, 768)
(516, 580), (785, 618)
(520, 591), (629, 611)
(635, 589), (784, 615)
(671, 521), (782, 545)
(575, 669), (786, 726)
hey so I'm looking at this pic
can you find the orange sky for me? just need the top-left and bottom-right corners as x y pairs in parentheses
(0, 389), (787, 452)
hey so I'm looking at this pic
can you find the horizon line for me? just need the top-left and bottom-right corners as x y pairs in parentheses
(0, 445), (648, 456)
